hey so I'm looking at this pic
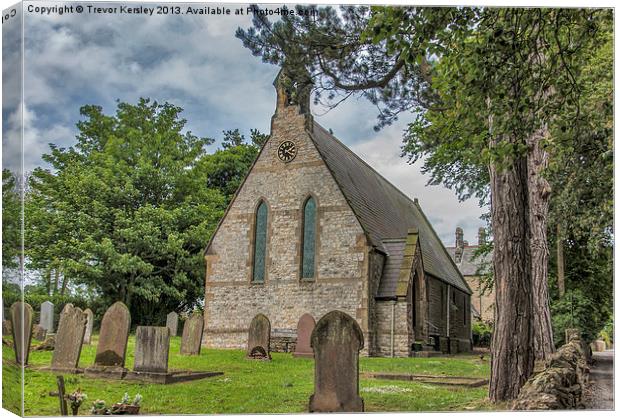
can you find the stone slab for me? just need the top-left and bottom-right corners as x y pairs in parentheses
(92, 302), (131, 367)
(83, 309), (94, 344)
(363, 372), (489, 387)
(166, 312), (179, 337)
(40, 301), (54, 332)
(51, 304), (88, 373)
(10, 302), (34, 365)
(33, 324), (47, 341)
(309, 310), (364, 412)
(293, 313), (315, 358)
(134, 326), (170, 373)
(125, 370), (223, 384)
(180, 312), (203, 355)
(247, 313), (271, 360)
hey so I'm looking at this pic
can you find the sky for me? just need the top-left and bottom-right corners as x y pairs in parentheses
(2, 1), (487, 246)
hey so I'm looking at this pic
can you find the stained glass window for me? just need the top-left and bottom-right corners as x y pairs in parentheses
(252, 201), (268, 283)
(301, 197), (317, 279)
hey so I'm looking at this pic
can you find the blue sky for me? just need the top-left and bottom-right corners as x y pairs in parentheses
(2, 1), (487, 245)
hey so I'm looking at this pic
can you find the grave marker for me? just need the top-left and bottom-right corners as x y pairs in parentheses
(10, 302), (34, 365)
(308, 310), (364, 412)
(84, 302), (130, 379)
(180, 312), (203, 355)
(293, 313), (315, 358)
(51, 304), (88, 373)
(247, 313), (271, 360)
(40, 301), (54, 332)
(83, 309), (94, 344)
(166, 312), (178, 337)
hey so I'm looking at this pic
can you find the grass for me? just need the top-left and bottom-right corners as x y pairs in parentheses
(6, 335), (498, 415)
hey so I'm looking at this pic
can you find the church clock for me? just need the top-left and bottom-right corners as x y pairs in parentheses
(277, 140), (297, 163)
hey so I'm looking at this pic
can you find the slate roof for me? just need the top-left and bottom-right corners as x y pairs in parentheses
(309, 122), (471, 295)
(376, 239), (406, 298)
(445, 245), (493, 277)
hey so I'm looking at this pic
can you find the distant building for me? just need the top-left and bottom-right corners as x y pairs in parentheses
(445, 227), (494, 322)
(202, 70), (473, 356)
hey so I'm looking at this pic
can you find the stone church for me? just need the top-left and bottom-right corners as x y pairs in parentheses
(203, 71), (472, 357)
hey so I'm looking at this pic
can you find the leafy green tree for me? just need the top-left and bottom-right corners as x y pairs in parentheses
(2, 169), (21, 270)
(238, 6), (612, 400)
(26, 99), (227, 325)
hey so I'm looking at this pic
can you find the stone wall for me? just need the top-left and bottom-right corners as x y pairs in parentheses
(464, 275), (495, 322)
(204, 101), (371, 352)
(513, 337), (590, 410)
(374, 300), (410, 357)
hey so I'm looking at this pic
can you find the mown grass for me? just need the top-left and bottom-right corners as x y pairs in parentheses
(10, 335), (498, 415)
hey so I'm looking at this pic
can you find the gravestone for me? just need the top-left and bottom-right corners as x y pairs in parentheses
(166, 312), (179, 337)
(40, 301), (54, 332)
(51, 304), (88, 373)
(10, 302), (34, 365)
(134, 326), (170, 373)
(83, 309), (94, 344)
(85, 301), (131, 379)
(3, 319), (12, 336)
(180, 312), (204, 355)
(308, 310), (364, 412)
(33, 324), (47, 341)
(246, 313), (271, 360)
(293, 313), (315, 358)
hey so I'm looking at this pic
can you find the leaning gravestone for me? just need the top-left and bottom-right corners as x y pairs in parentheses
(40, 301), (54, 332)
(180, 312), (204, 355)
(51, 304), (88, 373)
(83, 309), (94, 344)
(134, 326), (170, 373)
(308, 310), (364, 412)
(10, 302), (34, 365)
(32, 324), (47, 341)
(293, 313), (316, 358)
(166, 312), (179, 337)
(246, 313), (271, 360)
(84, 302), (131, 379)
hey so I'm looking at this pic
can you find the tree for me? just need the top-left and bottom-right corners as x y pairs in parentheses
(2, 169), (21, 271)
(237, 5), (612, 401)
(26, 99), (227, 325)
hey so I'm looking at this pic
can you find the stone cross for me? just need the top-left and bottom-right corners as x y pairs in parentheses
(293, 313), (315, 358)
(246, 313), (271, 360)
(93, 302), (131, 367)
(51, 304), (88, 372)
(308, 310), (364, 412)
(83, 309), (94, 344)
(133, 326), (170, 373)
(40, 301), (54, 332)
(180, 312), (204, 355)
(166, 312), (179, 337)
(10, 302), (34, 365)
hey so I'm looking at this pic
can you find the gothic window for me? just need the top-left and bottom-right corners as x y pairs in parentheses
(252, 200), (268, 283)
(301, 196), (317, 279)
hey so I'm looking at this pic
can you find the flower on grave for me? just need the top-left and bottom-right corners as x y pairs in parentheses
(91, 399), (107, 414)
(132, 394), (142, 407)
(120, 393), (130, 405)
(67, 389), (88, 408)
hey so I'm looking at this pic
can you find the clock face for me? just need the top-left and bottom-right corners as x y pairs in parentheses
(277, 141), (297, 163)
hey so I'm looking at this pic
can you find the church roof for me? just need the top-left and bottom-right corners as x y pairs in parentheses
(309, 122), (471, 295)
(445, 245), (493, 277)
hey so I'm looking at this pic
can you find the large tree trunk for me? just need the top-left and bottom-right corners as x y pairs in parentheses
(489, 155), (535, 402)
(557, 224), (565, 297)
(527, 129), (555, 361)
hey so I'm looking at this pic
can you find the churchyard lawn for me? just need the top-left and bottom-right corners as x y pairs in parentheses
(12, 335), (498, 415)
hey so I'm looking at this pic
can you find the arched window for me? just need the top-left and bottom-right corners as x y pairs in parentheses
(252, 200), (268, 283)
(301, 196), (317, 279)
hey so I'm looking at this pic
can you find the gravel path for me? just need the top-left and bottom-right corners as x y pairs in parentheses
(584, 350), (614, 410)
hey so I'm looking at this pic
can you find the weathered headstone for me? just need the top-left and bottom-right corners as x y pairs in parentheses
(166, 312), (179, 337)
(180, 312), (204, 355)
(3, 319), (12, 336)
(33, 324), (48, 341)
(246, 313), (271, 360)
(308, 310), (364, 412)
(51, 304), (88, 373)
(40, 301), (54, 332)
(10, 302), (34, 365)
(134, 326), (170, 373)
(293, 313), (315, 358)
(85, 301), (131, 378)
(83, 309), (94, 344)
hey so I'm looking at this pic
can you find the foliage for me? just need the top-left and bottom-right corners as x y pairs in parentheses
(599, 317), (613, 346)
(25, 99), (227, 326)
(472, 321), (493, 347)
(2, 169), (21, 270)
(20, 335), (494, 414)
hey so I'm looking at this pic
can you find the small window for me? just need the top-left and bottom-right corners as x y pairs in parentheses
(252, 200), (268, 283)
(301, 196), (317, 279)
